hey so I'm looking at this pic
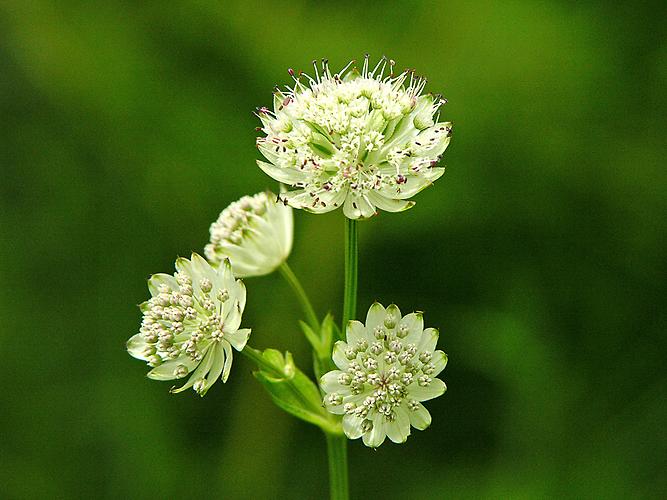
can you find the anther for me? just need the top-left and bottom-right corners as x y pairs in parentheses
(397, 324), (410, 338)
(200, 278), (212, 293)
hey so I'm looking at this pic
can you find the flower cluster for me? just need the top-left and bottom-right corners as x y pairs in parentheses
(321, 302), (447, 447)
(256, 56), (452, 219)
(205, 191), (293, 277)
(127, 254), (250, 395)
(127, 56), (452, 457)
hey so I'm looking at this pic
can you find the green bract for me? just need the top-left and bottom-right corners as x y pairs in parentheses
(205, 191), (293, 278)
(127, 253), (250, 396)
(321, 302), (447, 448)
(256, 56), (452, 219)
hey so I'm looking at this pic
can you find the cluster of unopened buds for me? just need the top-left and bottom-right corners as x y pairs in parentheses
(128, 56), (451, 454)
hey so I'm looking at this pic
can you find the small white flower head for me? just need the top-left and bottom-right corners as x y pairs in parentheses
(127, 253), (251, 396)
(321, 302), (447, 447)
(256, 55), (452, 219)
(204, 191), (293, 277)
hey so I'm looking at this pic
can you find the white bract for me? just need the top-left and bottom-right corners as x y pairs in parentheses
(205, 191), (293, 278)
(127, 253), (250, 396)
(256, 56), (452, 219)
(321, 302), (447, 447)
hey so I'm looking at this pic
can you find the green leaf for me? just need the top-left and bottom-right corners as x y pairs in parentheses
(300, 313), (338, 378)
(320, 313), (335, 350)
(299, 320), (323, 353)
(251, 349), (340, 433)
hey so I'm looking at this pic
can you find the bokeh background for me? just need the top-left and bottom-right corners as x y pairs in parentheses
(1, 1), (665, 498)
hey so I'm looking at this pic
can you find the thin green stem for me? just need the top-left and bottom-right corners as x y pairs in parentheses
(279, 262), (320, 331)
(325, 432), (349, 500)
(342, 218), (358, 330)
(324, 217), (357, 500)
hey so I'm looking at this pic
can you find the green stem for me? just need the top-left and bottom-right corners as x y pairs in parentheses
(324, 217), (357, 500)
(325, 432), (349, 500)
(279, 262), (320, 331)
(342, 218), (358, 330)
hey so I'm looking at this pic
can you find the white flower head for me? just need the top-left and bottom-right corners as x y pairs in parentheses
(204, 191), (293, 278)
(127, 253), (251, 396)
(321, 302), (447, 447)
(256, 55), (452, 219)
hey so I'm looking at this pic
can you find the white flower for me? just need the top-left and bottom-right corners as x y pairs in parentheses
(204, 191), (293, 277)
(127, 253), (251, 396)
(321, 302), (447, 447)
(256, 56), (452, 219)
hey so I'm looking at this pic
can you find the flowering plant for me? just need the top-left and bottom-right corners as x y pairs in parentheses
(127, 56), (451, 499)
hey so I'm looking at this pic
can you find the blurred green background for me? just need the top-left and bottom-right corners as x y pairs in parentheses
(1, 1), (665, 498)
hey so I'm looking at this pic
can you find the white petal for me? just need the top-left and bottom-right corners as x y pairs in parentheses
(407, 402), (432, 430)
(413, 123), (452, 157)
(170, 345), (216, 393)
(362, 414), (387, 448)
(367, 192), (415, 212)
(201, 343), (225, 393)
(320, 370), (347, 393)
(332, 341), (350, 370)
(127, 333), (148, 360)
(379, 175), (433, 200)
(385, 304), (402, 329)
(256, 159), (307, 184)
(365, 302), (386, 333)
(256, 141), (282, 165)
(146, 356), (197, 381)
(190, 253), (218, 285)
(385, 407), (411, 443)
(235, 279), (247, 312)
(346, 320), (366, 344)
(175, 257), (195, 279)
(215, 257), (235, 287)
(277, 189), (316, 209)
(343, 414), (365, 440)
(431, 350), (448, 376)
(299, 187), (347, 214)
(424, 166), (445, 182)
(221, 342), (233, 382)
(343, 193), (377, 219)
(410, 378), (446, 402)
(211, 244), (263, 278)
(225, 328), (251, 351)
(325, 400), (345, 415)
(273, 197), (294, 257)
(418, 327), (439, 353)
(223, 299), (243, 332)
(400, 312), (424, 344)
(147, 273), (178, 295)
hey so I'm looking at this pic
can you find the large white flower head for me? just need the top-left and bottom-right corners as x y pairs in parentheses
(321, 302), (447, 447)
(205, 191), (293, 277)
(127, 253), (251, 396)
(256, 55), (452, 219)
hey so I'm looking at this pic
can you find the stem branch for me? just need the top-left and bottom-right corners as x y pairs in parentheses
(279, 262), (320, 331)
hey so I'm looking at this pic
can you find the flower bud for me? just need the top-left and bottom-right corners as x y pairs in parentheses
(205, 192), (293, 278)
